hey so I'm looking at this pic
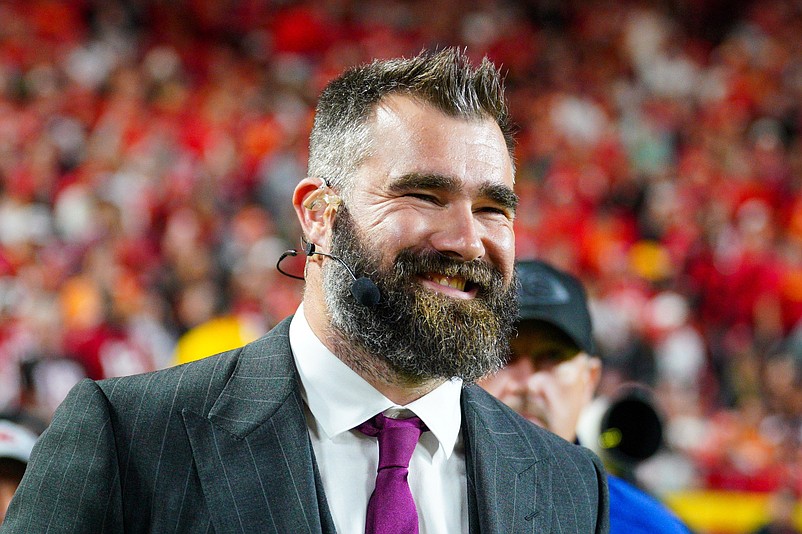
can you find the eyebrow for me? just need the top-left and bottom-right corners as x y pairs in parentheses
(387, 173), (519, 213)
(481, 183), (519, 214)
(387, 173), (456, 193)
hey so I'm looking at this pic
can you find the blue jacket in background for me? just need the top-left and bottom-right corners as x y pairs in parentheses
(609, 475), (693, 534)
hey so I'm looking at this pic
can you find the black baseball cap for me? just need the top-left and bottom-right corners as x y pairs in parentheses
(515, 260), (595, 355)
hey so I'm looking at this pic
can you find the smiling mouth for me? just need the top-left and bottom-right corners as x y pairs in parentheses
(421, 273), (484, 299)
(427, 273), (467, 291)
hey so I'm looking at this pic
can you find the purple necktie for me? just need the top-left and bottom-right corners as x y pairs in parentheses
(357, 413), (428, 534)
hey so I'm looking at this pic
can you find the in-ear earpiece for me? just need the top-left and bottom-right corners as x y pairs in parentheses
(303, 180), (342, 211)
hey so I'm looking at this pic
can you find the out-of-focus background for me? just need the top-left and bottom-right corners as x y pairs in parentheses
(0, 0), (801, 531)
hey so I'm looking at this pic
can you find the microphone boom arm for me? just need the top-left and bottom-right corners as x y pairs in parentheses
(275, 242), (381, 307)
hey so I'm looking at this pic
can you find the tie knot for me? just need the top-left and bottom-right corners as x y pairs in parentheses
(357, 413), (427, 469)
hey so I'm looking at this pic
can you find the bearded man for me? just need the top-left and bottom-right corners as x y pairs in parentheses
(2, 49), (609, 533)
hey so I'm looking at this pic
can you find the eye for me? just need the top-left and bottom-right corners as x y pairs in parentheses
(476, 205), (514, 219)
(478, 206), (506, 214)
(406, 192), (442, 205)
(529, 347), (578, 370)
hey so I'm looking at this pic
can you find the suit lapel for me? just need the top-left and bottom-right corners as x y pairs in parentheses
(182, 319), (335, 533)
(462, 385), (553, 533)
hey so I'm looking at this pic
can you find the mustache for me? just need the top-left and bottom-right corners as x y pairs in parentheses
(391, 249), (505, 295)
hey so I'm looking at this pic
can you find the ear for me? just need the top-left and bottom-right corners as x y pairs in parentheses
(586, 356), (603, 395)
(293, 177), (340, 247)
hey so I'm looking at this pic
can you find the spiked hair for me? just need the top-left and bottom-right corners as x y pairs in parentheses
(307, 48), (515, 195)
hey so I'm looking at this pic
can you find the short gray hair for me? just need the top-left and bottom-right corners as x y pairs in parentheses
(307, 48), (515, 195)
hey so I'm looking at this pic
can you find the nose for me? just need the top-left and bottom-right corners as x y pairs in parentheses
(501, 358), (537, 394)
(430, 203), (486, 261)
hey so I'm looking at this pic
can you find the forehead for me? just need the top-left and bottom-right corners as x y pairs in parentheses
(357, 95), (515, 189)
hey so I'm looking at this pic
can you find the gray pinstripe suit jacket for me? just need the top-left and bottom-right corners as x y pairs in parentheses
(2, 317), (609, 533)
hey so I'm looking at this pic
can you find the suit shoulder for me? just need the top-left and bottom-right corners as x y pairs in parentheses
(462, 384), (552, 440)
(463, 384), (603, 466)
(462, 384), (610, 531)
(95, 318), (293, 409)
(97, 347), (239, 408)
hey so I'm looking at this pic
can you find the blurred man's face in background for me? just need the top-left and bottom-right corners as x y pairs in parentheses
(480, 322), (601, 442)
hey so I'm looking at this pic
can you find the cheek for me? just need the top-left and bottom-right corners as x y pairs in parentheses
(478, 219), (515, 275)
(481, 361), (529, 397)
(478, 374), (506, 396)
(352, 205), (426, 251)
(553, 360), (587, 389)
(496, 229), (516, 277)
(380, 216), (428, 247)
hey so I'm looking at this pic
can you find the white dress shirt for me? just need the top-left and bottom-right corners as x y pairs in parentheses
(289, 305), (468, 534)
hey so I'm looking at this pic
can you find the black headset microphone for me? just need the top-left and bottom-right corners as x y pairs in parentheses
(276, 241), (381, 307)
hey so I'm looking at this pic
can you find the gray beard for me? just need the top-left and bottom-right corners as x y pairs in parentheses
(322, 207), (518, 384)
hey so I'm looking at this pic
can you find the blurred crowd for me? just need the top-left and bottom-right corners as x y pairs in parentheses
(1, 0), (802, 509)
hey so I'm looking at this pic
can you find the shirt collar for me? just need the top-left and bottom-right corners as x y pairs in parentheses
(289, 304), (463, 458)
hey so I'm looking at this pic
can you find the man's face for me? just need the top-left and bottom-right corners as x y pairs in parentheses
(323, 95), (518, 382)
(479, 327), (601, 441)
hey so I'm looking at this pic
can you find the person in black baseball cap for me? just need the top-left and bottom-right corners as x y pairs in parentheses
(480, 259), (692, 534)
(481, 259), (602, 440)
